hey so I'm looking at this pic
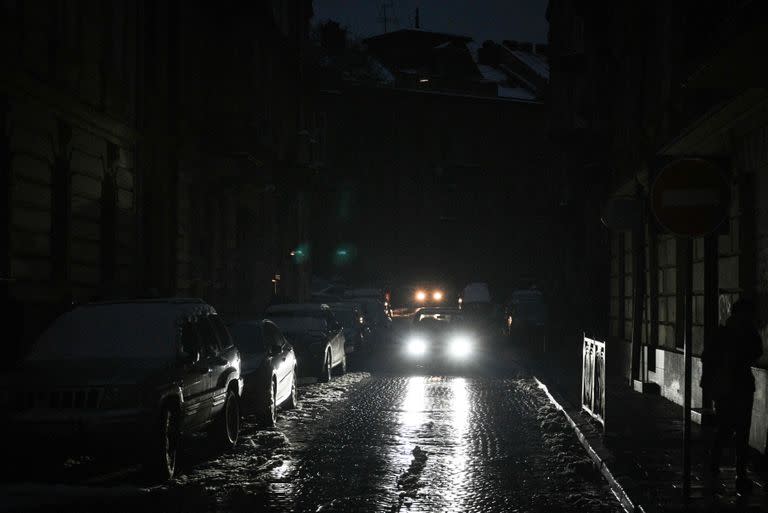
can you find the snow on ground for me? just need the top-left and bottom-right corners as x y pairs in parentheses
(513, 380), (621, 513)
(1, 372), (370, 513)
(162, 372), (371, 495)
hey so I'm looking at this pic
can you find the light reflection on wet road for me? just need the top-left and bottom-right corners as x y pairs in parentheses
(243, 370), (620, 513)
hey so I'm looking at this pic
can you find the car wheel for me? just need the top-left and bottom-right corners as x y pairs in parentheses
(319, 351), (332, 382)
(211, 387), (240, 450)
(144, 404), (179, 482)
(259, 381), (277, 427)
(286, 369), (298, 410)
(334, 352), (347, 375)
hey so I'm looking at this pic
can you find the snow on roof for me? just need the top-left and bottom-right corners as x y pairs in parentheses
(434, 41), (459, 50)
(28, 302), (216, 361)
(477, 64), (508, 82)
(467, 41), (482, 60)
(509, 50), (549, 79)
(498, 85), (537, 100)
(364, 28), (472, 44)
(368, 57), (396, 83)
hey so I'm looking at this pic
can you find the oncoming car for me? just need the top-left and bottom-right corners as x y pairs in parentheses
(411, 286), (447, 306)
(402, 307), (482, 366)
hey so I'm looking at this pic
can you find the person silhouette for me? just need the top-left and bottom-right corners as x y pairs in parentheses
(701, 298), (763, 493)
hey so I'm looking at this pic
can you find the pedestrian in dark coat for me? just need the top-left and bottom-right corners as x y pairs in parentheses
(701, 298), (762, 491)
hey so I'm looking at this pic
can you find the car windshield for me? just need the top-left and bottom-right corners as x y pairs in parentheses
(333, 309), (358, 328)
(27, 304), (180, 361)
(228, 322), (265, 354)
(513, 301), (547, 320)
(360, 301), (387, 321)
(269, 314), (327, 333)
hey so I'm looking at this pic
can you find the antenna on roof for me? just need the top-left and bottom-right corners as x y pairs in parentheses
(377, 0), (399, 33)
(415, 7), (420, 29)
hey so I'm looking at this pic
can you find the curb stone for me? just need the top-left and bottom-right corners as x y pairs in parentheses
(533, 376), (641, 513)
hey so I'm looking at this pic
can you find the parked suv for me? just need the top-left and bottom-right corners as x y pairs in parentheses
(0, 298), (243, 482)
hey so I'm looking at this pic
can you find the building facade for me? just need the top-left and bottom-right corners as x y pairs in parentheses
(547, 0), (768, 453)
(0, 1), (314, 362)
(310, 27), (556, 298)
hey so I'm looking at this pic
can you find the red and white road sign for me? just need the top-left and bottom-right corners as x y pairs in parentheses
(650, 158), (730, 238)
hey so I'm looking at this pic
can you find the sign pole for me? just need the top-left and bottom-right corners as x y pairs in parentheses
(649, 158), (731, 503)
(682, 236), (693, 501)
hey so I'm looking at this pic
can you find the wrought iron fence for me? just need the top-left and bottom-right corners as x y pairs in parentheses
(581, 335), (606, 426)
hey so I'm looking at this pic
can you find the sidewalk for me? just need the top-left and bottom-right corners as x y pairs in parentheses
(526, 346), (768, 512)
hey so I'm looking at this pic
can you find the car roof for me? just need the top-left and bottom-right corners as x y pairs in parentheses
(84, 297), (206, 306)
(72, 299), (216, 322)
(228, 318), (266, 326)
(327, 302), (359, 309)
(266, 303), (331, 313)
(227, 318), (283, 329)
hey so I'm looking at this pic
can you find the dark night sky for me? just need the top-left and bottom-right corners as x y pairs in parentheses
(313, 0), (549, 44)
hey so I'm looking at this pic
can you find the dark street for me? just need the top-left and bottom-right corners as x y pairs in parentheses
(2, 334), (620, 513)
(4, 1), (768, 512)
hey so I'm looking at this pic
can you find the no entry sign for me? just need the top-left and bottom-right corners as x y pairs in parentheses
(650, 158), (730, 237)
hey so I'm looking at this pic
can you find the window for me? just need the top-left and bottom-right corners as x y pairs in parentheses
(181, 321), (202, 358)
(325, 312), (341, 328)
(196, 317), (220, 356)
(263, 323), (284, 349)
(573, 16), (585, 54)
(228, 322), (265, 354)
(210, 315), (234, 349)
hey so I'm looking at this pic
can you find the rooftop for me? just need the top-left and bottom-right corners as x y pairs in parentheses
(363, 28), (472, 45)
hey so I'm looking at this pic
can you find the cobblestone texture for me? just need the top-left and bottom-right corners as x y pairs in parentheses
(3, 363), (623, 513)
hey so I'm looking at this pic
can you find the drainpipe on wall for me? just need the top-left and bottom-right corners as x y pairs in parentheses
(630, 184), (646, 384)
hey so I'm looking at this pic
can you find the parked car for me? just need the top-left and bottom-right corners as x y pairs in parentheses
(343, 288), (384, 301)
(348, 298), (393, 346)
(228, 319), (297, 427)
(310, 292), (343, 303)
(0, 298), (243, 482)
(327, 302), (370, 353)
(504, 289), (548, 349)
(504, 289), (547, 333)
(266, 304), (347, 381)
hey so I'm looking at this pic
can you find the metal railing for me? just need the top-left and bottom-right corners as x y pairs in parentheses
(582, 335), (606, 426)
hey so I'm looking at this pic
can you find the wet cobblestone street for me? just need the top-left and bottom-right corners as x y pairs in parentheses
(4, 355), (623, 513)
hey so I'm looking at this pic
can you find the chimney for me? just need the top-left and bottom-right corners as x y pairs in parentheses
(415, 7), (420, 29)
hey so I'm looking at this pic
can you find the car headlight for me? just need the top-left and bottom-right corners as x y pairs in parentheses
(405, 336), (428, 356)
(448, 335), (473, 358)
